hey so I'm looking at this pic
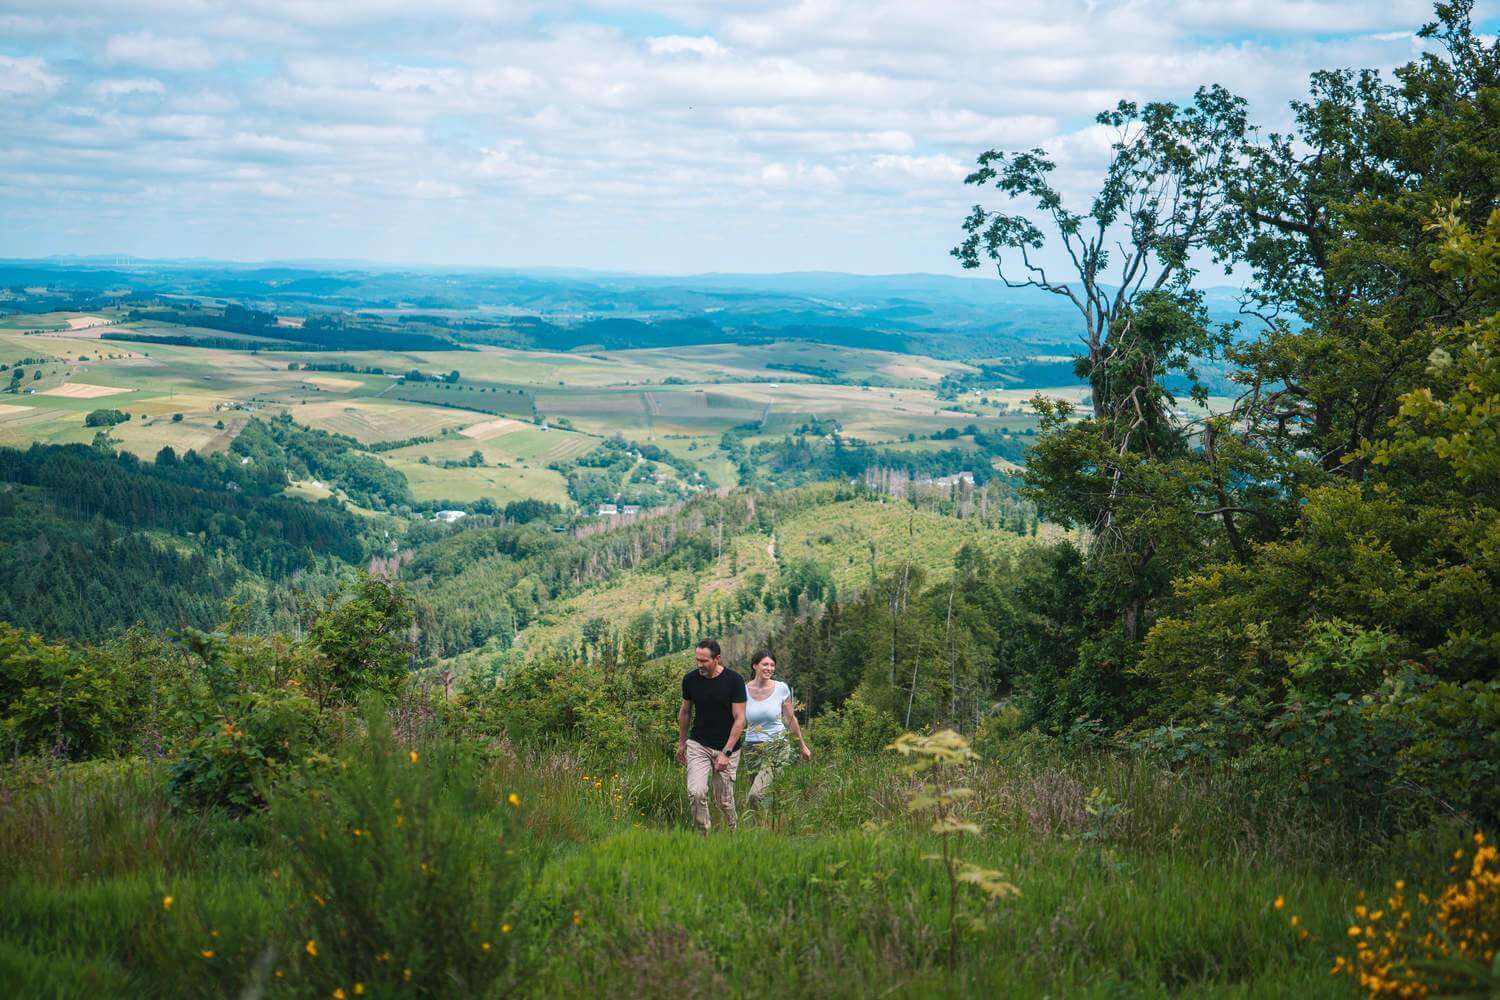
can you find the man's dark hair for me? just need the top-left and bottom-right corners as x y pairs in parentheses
(749, 648), (775, 667)
(696, 637), (721, 658)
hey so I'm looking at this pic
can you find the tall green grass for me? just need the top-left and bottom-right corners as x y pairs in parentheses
(0, 731), (1421, 997)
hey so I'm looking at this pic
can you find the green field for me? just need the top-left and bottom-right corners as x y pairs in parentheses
(0, 316), (1045, 508)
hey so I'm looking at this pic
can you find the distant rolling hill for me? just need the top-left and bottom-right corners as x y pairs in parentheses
(0, 259), (1252, 369)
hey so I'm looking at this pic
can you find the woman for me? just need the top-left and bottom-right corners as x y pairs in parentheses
(740, 649), (811, 810)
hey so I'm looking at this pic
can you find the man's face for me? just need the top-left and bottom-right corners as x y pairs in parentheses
(694, 648), (716, 674)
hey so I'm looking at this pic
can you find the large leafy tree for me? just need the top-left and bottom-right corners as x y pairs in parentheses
(1129, 7), (1500, 825)
(952, 87), (1255, 657)
(953, 84), (1248, 422)
(1228, 0), (1500, 482)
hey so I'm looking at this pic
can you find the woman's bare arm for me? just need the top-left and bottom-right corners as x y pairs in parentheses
(783, 697), (812, 761)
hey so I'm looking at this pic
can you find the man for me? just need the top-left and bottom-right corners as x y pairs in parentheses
(676, 637), (746, 834)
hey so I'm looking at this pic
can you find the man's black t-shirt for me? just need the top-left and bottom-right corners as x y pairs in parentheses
(682, 667), (747, 752)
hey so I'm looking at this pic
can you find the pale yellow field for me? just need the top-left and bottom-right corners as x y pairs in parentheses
(290, 400), (476, 443)
(130, 394), (225, 416)
(112, 418), (223, 458)
(0, 404), (33, 418)
(992, 455), (1024, 474)
(985, 386), (1093, 408)
(304, 376), (363, 391)
(40, 382), (133, 399)
(459, 417), (528, 440)
(284, 479), (334, 501)
(66, 315), (110, 331)
(882, 359), (954, 381)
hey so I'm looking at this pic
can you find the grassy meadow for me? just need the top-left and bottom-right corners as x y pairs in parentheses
(0, 708), (1440, 999)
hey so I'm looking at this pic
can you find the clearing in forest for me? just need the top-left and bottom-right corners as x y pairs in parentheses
(40, 382), (133, 398)
(460, 417), (528, 440)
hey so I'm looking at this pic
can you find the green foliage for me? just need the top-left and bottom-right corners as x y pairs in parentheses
(268, 709), (534, 996)
(84, 408), (129, 427)
(889, 729), (1020, 970)
(814, 690), (903, 758)
(0, 442), (364, 640)
(478, 650), (679, 763)
(166, 687), (320, 814)
(948, 2), (1500, 836)
(0, 624), (136, 758)
(232, 413), (414, 511)
(306, 574), (417, 703)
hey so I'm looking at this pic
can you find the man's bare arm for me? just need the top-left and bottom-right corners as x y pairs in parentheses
(720, 702), (746, 757)
(676, 698), (692, 765)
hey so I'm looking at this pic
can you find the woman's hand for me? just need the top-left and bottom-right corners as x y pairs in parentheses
(799, 741), (812, 762)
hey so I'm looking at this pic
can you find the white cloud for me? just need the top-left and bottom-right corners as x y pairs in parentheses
(758, 160), (841, 191)
(412, 179), (466, 198)
(0, 0), (1470, 270)
(868, 153), (967, 184)
(91, 77), (166, 99)
(104, 31), (216, 72)
(648, 35), (727, 57)
(0, 55), (62, 98)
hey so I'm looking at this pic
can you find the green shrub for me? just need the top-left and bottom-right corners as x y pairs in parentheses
(267, 707), (535, 996)
(83, 408), (129, 427)
(973, 702), (1025, 761)
(483, 653), (679, 764)
(0, 624), (136, 758)
(306, 574), (417, 704)
(811, 690), (903, 759)
(167, 688), (319, 813)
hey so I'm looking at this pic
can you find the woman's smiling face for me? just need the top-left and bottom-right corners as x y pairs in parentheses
(753, 656), (776, 681)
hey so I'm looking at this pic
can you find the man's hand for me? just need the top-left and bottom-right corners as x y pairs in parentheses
(675, 741), (687, 766)
(713, 751), (730, 773)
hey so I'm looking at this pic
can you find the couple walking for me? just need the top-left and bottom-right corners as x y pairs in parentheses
(675, 637), (811, 833)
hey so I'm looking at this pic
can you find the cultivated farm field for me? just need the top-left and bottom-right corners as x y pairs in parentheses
(0, 316), (1046, 509)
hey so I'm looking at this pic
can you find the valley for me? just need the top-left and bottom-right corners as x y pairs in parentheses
(0, 303), (1080, 516)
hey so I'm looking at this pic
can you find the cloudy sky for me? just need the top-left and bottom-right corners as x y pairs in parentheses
(0, 1), (1489, 273)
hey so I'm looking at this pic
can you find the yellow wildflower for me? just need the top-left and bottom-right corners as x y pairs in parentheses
(333, 989), (346, 1000)
(200, 949), (215, 959)
(482, 942), (492, 953)
(354, 984), (365, 995)
(501, 923), (512, 934)
(1274, 896), (1285, 910)
(508, 792), (521, 807)
(162, 895), (173, 911)
(572, 910), (583, 926)
(409, 750), (419, 764)
(306, 939), (318, 957)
